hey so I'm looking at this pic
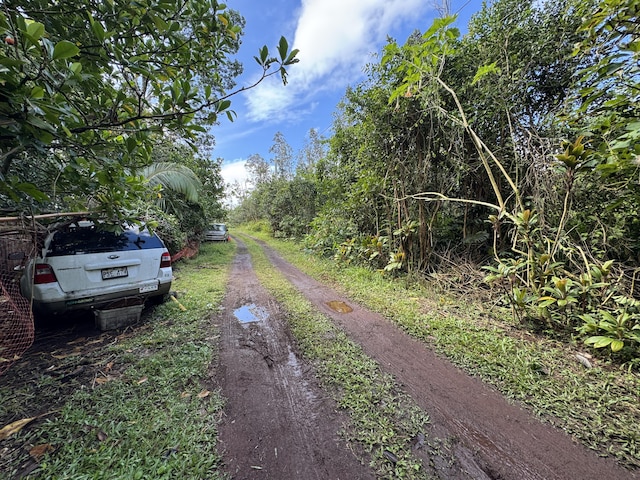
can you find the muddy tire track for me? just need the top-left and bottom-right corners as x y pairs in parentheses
(254, 238), (638, 480)
(214, 238), (374, 480)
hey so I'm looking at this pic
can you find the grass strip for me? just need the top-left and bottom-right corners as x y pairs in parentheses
(8, 242), (234, 479)
(240, 227), (640, 469)
(240, 234), (432, 479)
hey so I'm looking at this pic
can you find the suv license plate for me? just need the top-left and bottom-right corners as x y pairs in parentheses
(139, 284), (158, 293)
(102, 266), (128, 280)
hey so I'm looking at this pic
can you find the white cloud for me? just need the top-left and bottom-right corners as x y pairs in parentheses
(245, 75), (297, 122)
(244, 0), (430, 121)
(221, 159), (250, 186)
(293, 0), (429, 81)
(245, 77), (321, 123)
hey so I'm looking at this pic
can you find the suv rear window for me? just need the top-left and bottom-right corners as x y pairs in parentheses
(48, 228), (164, 257)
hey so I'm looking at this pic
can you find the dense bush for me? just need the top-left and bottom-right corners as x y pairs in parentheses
(231, 0), (640, 363)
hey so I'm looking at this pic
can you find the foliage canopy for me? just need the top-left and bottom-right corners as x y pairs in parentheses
(0, 0), (298, 225)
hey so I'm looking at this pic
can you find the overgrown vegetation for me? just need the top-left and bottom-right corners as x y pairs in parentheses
(231, 0), (640, 363)
(0, 0), (298, 245)
(0, 242), (234, 479)
(243, 228), (640, 469)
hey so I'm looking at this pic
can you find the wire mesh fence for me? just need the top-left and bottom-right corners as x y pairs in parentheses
(0, 220), (37, 376)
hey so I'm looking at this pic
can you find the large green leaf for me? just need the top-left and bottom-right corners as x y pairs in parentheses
(141, 162), (202, 204)
(52, 40), (80, 60)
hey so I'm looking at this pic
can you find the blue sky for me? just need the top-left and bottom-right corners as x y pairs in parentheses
(215, 0), (484, 187)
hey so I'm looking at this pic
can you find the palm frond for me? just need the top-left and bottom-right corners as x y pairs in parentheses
(141, 162), (202, 203)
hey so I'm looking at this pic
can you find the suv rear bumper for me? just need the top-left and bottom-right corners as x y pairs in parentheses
(31, 280), (172, 314)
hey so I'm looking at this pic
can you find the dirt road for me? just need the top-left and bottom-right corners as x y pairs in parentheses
(215, 239), (372, 479)
(215, 238), (637, 479)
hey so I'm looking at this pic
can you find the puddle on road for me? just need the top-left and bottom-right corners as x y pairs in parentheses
(286, 346), (316, 402)
(326, 300), (353, 313)
(234, 303), (269, 324)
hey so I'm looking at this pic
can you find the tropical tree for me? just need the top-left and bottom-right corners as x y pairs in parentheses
(232, 129), (323, 236)
(306, 0), (597, 273)
(142, 162), (201, 205)
(562, 0), (640, 262)
(245, 153), (272, 187)
(270, 131), (294, 180)
(0, 0), (298, 223)
(297, 128), (327, 175)
(139, 133), (230, 246)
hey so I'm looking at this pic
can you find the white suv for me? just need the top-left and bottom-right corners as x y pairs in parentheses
(20, 222), (173, 314)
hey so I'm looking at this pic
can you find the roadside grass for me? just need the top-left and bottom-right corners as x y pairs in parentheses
(240, 234), (432, 479)
(239, 227), (640, 470)
(0, 242), (234, 479)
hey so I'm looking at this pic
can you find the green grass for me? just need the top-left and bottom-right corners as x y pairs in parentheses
(240, 234), (433, 479)
(6, 241), (235, 480)
(239, 228), (640, 470)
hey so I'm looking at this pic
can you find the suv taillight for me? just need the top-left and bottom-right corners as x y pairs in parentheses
(34, 263), (57, 284)
(160, 251), (171, 268)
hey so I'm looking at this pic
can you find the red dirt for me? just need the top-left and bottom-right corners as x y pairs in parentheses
(214, 239), (373, 479)
(213, 237), (638, 480)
